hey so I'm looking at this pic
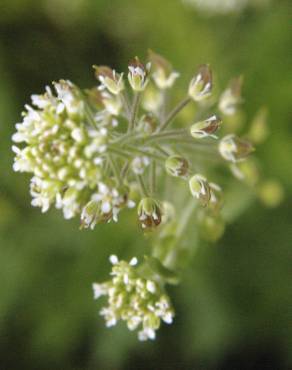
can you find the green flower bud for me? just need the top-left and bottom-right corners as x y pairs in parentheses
(94, 65), (124, 95)
(128, 57), (151, 92)
(188, 65), (212, 102)
(219, 134), (254, 163)
(219, 77), (243, 116)
(190, 114), (222, 139)
(189, 174), (211, 206)
(165, 155), (189, 177)
(148, 49), (179, 89)
(80, 199), (101, 229)
(138, 197), (162, 230)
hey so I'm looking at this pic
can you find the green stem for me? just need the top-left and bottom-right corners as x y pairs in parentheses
(150, 160), (156, 194)
(128, 92), (141, 133)
(158, 96), (191, 132)
(136, 174), (149, 197)
(120, 91), (131, 119)
(107, 154), (123, 184)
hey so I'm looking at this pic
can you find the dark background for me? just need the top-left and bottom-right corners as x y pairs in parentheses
(0, 0), (291, 369)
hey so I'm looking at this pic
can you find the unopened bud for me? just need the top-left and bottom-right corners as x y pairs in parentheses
(94, 66), (124, 95)
(257, 180), (284, 208)
(219, 77), (243, 115)
(131, 156), (150, 175)
(189, 174), (211, 206)
(188, 65), (212, 102)
(190, 114), (222, 139)
(165, 155), (189, 177)
(81, 199), (101, 229)
(138, 197), (162, 230)
(219, 134), (254, 163)
(128, 57), (151, 92)
(209, 182), (223, 212)
(148, 50), (179, 89)
(137, 114), (157, 135)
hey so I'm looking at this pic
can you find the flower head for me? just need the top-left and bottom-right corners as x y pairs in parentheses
(128, 57), (151, 92)
(94, 65), (124, 95)
(138, 197), (162, 230)
(93, 256), (174, 341)
(219, 77), (243, 115)
(188, 65), (212, 102)
(189, 174), (211, 206)
(165, 155), (189, 177)
(190, 114), (222, 139)
(219, 134), (254, 163)
(148, 50), (180, 89)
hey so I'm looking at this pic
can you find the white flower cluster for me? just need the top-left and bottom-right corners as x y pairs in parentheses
(12, 81), (108, 219)
(93, 256), (174, 341)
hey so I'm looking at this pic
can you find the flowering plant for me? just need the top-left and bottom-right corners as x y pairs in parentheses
(12, 50), (278, 340)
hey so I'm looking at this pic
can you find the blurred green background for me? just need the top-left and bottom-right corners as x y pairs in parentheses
(0, 0), (291, 369)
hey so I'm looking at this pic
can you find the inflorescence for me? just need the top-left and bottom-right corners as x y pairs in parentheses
(13, 50), (272, 340)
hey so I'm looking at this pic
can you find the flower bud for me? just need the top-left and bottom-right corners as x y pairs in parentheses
(138, 197), (162, 230)
(128, 57), (151, 92)
(219, 134), (254, 163)
(188, 65), (212, 102)
(165, 155), (189, 177)
(137, 114), (157, 135)
(219, 77), (243, 115)
(94, 66), (124, 95)
(190, 114), (222, 139)
(189, 174), (211, 206)
(148, 50), (179, 89)
(80, 199), (101, 229)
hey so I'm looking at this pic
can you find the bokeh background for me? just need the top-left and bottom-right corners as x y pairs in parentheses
(0, 0), (291, 369)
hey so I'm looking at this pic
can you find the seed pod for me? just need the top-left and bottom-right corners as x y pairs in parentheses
(190, 114), (222, 139)
(165, 155), (189, 177)
(188, 65), (212, 102)
(219, 134), (254, 163)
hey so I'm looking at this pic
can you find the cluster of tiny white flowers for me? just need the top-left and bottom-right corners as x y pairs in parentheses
(12, 81), (108, 219)
(93, 256), (174, 341)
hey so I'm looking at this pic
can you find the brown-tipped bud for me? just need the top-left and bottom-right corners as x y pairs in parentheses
(165, 155), (189, 178)
(189, 174), (211, 206)
(94, 65), (124, 95)
(188, 65), (212, 102)
(137, 114), (157, 135)
(219, 134), (254, 163)
(128, 57), (151, 92)
(138, 197), (162, 230)
(190, 114), (222, 139)
(148, 50), (179, 89)
(219, 77), (243, 115)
